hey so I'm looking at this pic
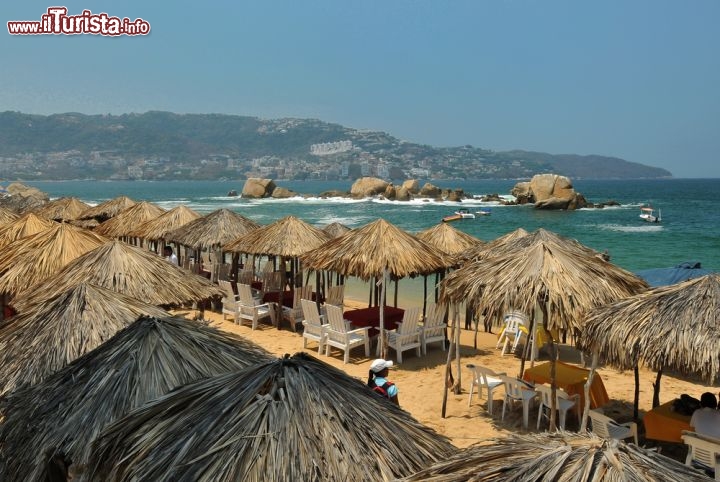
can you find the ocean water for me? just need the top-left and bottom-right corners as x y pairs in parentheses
(26, 178), (720, 274)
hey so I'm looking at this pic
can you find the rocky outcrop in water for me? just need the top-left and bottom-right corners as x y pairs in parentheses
(512, 174), (588, 210)
(241, 178), (276, 198)
(0, 183), (49, 213)
(350, 177), (389, 198)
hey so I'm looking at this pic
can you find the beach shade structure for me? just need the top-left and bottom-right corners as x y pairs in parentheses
(0, 283), (169, 395)
(0, 211), (55, 249)
(86, 352), (456, 481)
(94, 200), (165, 239)
(224, 215), (330, 291)
(401, 432), (711, 482)
(578, 273), (720, 418)
(76, 195), (136, 223)
(126, 204), (201, 245)
(454, 227), (529, 264)
(0, 315), (272, 481)
(636, 260), (714, 287)
(166, 208), (260, 250)
(33, 196), (90, 222)
(301, 218), (450, 356)
(12, 240), (223, 310)
(0, 222), (107, 298)
(322, 221), (352, 238)
(439, 228), (647, 425)
(417, 222), (484, 258)
(0, 206), (19, 226)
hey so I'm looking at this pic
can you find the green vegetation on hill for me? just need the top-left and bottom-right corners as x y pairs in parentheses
(0, 111), (672, 180)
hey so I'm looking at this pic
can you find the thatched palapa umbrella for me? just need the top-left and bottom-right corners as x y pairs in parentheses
(417, 222), (483, 258)
(94, 200), (165, 239)
(455, 227), (529, 264)
(0, 211), (55, 249)
(0, 315), (271, 481)
(76, 195), (136, 223)
(440, 228), (647, 426)
(301, 218), (450, 356)
(166, 208), (260, 250)
(33, 196), (90, 222)
(579, 273), (720, 420)
(13, 240), (223, 310)
(87, 352), (455, 481)
(0, 206), (18, 226)
(127, 204), (201, 246)
(401, 432), (710, 481)
(0, 222), (107, 298)
(322, 221), (352, 238)
(0, 283), (169, 395)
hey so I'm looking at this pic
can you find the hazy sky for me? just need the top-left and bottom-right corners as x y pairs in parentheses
(2, 1), (719, 177)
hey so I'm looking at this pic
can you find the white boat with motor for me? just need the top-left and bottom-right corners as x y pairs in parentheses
(639, 206), (661, 223)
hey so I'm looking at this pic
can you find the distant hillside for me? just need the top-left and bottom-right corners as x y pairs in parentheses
(0, 111), (672, 180)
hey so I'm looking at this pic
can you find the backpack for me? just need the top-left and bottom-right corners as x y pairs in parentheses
(372, 381), (395, 399)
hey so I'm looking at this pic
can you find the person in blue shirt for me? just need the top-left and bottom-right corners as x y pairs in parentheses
(367, 359), (399, 405)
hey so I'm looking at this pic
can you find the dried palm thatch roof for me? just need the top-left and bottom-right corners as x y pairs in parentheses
(323, 221), (352, 238)
(0, 315), (271, 481)
(301, 218), (450, 281)
(224, 215), (330, 257)
(0, 223), (107, 297)
(0, 212), (55, 249)
(0, 206), (19, 226)
(417, 222), (483, 257)
(127, 204), (201, 241)
(166, 208), (260, 249)
(87, 352), (455, 481)
(455, 227), (529, 263)
(401, 432), (710, 481)
(440, 229), (648, 332)
(0, 283), (169, 395)
(13, 240), (223, 309)
(77, 195), (136, 222)
(33, 196), (90, 221)
(94, 201), (165, 238)
(578, 273), (720, 383)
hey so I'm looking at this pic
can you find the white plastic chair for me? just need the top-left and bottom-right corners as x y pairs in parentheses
(682, 431), (720, 480)
(236, 283), (274, 330)
(500, 375), (537, 430)
(467, 364), (506, 415)
(281, 285), (313, 332)
(301, 299), (328, 353)
(535, 384), (580, 430)
(386, 307), (422, 363)
(219, 280), (240, 321)
(325, 285), (345, 309)
(421, 303), (447, 354)
(496, 311), (528, 356)
(588, 409), (638, 445)
(324, 304), (370, 364)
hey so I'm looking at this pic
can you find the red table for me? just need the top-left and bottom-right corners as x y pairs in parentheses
(344, 306), (405, 337)
(262, 290), (294, 308)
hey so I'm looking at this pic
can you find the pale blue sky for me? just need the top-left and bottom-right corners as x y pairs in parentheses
(2, 1), (719, 177)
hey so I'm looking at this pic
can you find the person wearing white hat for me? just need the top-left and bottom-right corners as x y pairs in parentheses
(367, 359), (399, 405)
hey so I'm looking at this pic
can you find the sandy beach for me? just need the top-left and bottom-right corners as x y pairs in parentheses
(183, 294), (717, 450)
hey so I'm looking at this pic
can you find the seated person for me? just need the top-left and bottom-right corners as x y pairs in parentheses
(690, 392), (720, 439)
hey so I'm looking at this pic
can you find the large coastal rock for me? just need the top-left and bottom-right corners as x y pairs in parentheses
(270, 187), (297, 199)
(241, 178), (276, 199)
(350, 177), (389, 198)
(401, 179), (419, 194)
(419, 182), (442, 199)
(511, 174), (587, 210)
(395, 186), (411, 201)
(0, 183), (49, 213)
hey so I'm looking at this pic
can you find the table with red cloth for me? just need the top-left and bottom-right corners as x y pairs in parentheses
(643, 400), (692, 443)
(343, 306), (405, 338)
(523, 361), (610, 413)
(261, 290), (324, 309)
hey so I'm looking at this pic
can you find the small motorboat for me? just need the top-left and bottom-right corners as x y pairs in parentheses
(442, 208), (475, 223)
(476, 208), (492, 216)
(639, 206), (661, 223)
(442, 213), (462, 223)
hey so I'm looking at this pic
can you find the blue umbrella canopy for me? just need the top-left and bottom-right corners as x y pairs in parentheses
(636, 261), (713, 287)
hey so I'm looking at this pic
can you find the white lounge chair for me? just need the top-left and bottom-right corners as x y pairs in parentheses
(682, 430), (720, 480)
(386, 307), (422, 363)
(588, 409), (638, 445)
(500, 376), (537, 430)
(535, 384), (579, 431)
(421, 302), (447, 354)
(324, 304), (370, 364)
(281, 285), (313, 332)
(219, 280), (240, 321)
(236, 283), (274, 330)
(325, 284), (345, 309)
(467, 364), (506, 415)
(301, 298), (328, 353)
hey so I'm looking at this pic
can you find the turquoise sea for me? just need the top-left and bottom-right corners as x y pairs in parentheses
(26, 178), (720, 275)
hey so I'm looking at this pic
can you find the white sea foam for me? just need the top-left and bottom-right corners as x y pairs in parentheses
(599, 224), (664, 233)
